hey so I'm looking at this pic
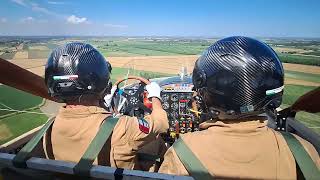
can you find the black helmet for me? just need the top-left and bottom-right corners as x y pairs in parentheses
(192, 36), (284, 119)
(45, 42), (112, 102)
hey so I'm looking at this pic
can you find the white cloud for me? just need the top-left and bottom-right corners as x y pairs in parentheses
(20, 16), (35, 23)
(31, 3), (59, 16)
(67, 15), (88, 24)
(48, 1), (65, 5)
(0, 20), (131, 36)
(10, 0), (60, 17)
(0, 18), (7, 23)
(11, 0), (27, 7)
(8, 0), (127, 33)
(104, 23), (128, 28)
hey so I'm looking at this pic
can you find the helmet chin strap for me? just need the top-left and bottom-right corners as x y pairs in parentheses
(78, 94), (83, 103)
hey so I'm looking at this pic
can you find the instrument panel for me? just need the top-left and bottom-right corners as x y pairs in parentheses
(116, 76), (199, 142)
(160, 83), (200, 140)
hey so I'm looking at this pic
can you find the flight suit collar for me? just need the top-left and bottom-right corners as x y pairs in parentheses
(200, 116), (268, 135)
(58, 105), (111, 119)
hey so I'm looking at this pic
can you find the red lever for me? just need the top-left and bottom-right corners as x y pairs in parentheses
(143, 92), (153, 109)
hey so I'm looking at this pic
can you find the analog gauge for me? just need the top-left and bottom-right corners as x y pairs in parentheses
(162, 94), (169, 101)
(186, 94), (192, 100)
(162, 102), (169, 110)
(128, 89), (135, 95)
(171, 121), (176, 125)
(170, 112), (179, 119)
(179, 94), (186, 99)
(171, 94), (178, 101)
(171, 102), (179, 110)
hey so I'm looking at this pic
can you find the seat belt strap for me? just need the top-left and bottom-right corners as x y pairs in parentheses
(280, 132), (320, 180)
(173, 138), (212, 180)
(12, 117), (55, 168)
(73, 116), (119, 177)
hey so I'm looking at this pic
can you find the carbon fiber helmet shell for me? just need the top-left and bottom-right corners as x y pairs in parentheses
(192, 36), (284, 118)
(45, 42), (112, 101)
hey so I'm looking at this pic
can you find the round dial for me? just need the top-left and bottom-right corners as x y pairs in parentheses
(128, 89), (135, 95)
(171, 94), (178, 101)
(170, 112), (179, 119)
(171, 102), (179, 110)
(186, 94), (192, 100)
(129, 97), (139, 105)
(179, 94), (186, 99)
(162, 102), (169, 110)
(162, 94), (169, 101)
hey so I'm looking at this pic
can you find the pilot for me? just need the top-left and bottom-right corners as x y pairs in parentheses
(159, 36), (320, 179)
(43, 42), (168, 170)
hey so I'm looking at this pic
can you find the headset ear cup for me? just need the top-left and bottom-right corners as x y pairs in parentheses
(107, 62), (112, 73)
(195, 70), (207, 88)
(104, 81), (112, 94)
(200, 70), (207, 87)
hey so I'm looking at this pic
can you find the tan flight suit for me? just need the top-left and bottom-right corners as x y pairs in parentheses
(159, 117), (320, 179)
(43, 105), (168, 170)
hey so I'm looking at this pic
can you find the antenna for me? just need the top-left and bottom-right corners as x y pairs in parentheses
(179, 66), (188, 80)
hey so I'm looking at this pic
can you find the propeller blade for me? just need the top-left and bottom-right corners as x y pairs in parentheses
(291, 87), (320, 113)
(0, 58), (54, 101)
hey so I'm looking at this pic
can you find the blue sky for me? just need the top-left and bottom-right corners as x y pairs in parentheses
(0, 0), (319, 37)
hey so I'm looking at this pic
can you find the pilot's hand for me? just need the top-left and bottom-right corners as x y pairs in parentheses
(104, 85), (117, 107)
(146, 82), (162, 101)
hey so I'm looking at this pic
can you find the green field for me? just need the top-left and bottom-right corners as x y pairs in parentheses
(93, 40), (212, 57)
(278, 53), (320, 66)
(282, 84), (316, 106)
(93, 39), (320, 67)
(0, 109), (48, 144)
(0, 85), (46, 145)
(303, 51), (320, 56)
(285, 70), (320, 83)
(296, 112), (320, 134)
(101, 50), (141, 57)
(0, 85), (43, 116)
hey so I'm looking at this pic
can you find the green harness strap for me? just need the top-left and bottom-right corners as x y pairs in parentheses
(73, 116), (119, 177)
(173, 138), (212, 180)
(280, 132), (320, 180)
(12, 117), (55, 168)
